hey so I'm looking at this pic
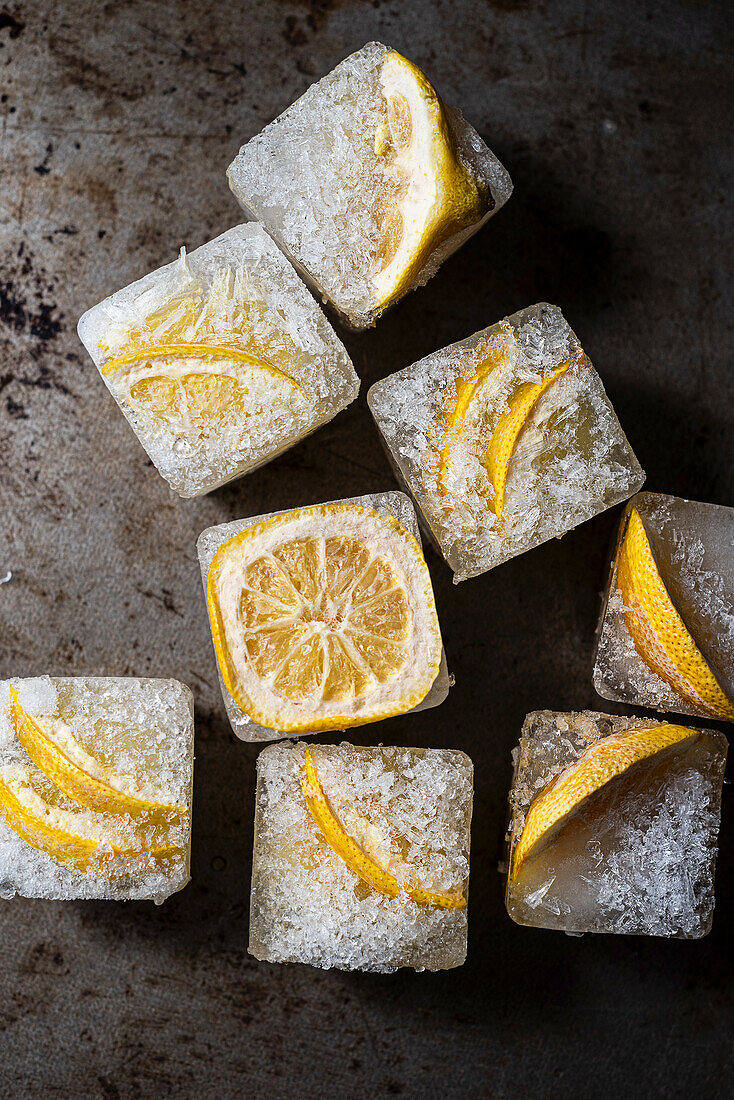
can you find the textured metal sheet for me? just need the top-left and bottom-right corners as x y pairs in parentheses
(1, 1), (732, 1096)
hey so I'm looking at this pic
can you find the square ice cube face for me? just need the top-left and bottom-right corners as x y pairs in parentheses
(227, 42), (512, 330)
(594, 493), (734, 723)
(505, 710), (727, 938)
(0, 676), (194, 903)
(249, 741), (473, 972)
(77, 224), (359, 497)
(368, 303), (646, 581)
(197, 491), (450, 742)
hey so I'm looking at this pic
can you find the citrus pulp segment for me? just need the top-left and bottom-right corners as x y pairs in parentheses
(301, 750), (466, 909)
(511, 723), (697, 876)
(372, 51), (491, 309)
(618, 509), (734, 721)
(206, 504), (442, 733)
(9, 687), (186, 826)
(0, 766), (182, 875)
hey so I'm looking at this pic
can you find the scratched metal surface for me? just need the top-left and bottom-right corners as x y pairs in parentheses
(0, 1), (733, 1097)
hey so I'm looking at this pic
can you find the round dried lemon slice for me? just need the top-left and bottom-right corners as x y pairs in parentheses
(206, 504), (443, 732)
(373, 51), (492, 310)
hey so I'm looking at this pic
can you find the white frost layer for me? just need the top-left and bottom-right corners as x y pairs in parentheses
(0, 677), (194, 902)
(594, 492), (734, 718)
(505, 709), (727, 938)
(77, 224), (358, 496)
(369, 303), (645, 581)
(197, 491), (450, 742)
(227, 42), (512, 328)
(249, 741), (473, 972)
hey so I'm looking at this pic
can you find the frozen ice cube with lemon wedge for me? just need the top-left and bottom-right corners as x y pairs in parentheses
(593, 493), (734, 723)
(249, 740), (473, 971)
(227, 42), (512, 329)
(197, 491), (450, 742)
(368, 303), (645, 581)
(77, 224), (359, 497)
(0, 676), (194, 902)
(505, 710), (727, 938)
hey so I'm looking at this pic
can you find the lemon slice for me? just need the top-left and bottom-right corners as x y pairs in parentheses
(485, 361), (569, 519)
(511, 724), (696, 876)
(9, 687), (186, 826)
(0, 766), (181, 875)
(301, 750), (465, 909)
(618, 508), (734, 720)
(436, 342), (508, 493)
(373, 51), (492, 309)
(206, 504), (442, 732)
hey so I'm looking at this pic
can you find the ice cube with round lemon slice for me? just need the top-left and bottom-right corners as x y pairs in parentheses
(0, 676), (194, 902)
(197, 491), (450, 742)
(505, 710), (727, 938)
(249, 740), (473, 972)
(227, 42), (512, 329)
(368, 303), (645, 581)
(77, 224), (359, 497)
(594, 493), (734, 723)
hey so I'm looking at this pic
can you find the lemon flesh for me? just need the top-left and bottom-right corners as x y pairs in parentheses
(301, 750), (465, 909)
(511, 724), (696, 876)
(206, 504), (442, 733)
(618, 509), (734, 721)
(10, 687), (186, 827)
(373, 51), (492, 310)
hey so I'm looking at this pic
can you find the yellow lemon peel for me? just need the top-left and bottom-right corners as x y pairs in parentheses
(301, 750), (466, 909)
(436, 343), (507, 493)
(618, 508), (734, 721)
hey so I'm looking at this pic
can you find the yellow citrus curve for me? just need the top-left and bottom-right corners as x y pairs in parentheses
(485, 362), (569, 519)
(9, 687), (186, 825)
(618, 508), (734, 721)
(512, 723), (697, 876)
(436, 343), (507, 493)
(0, 768), (181, 875)
(100, 341), (301, 389)
(373, 51), (491, 310)
(301, 750), (466, 909)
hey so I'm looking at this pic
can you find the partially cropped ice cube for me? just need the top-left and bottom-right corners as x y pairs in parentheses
(249, 741), (473, 971)
(227, 42), (512, 329)
(505, 710), (727, 938)
(594, 492), (734, 722)
(0, 677), (194, 902)
(369, 303), (645, 581)
(78, 224), (358, 497)
(197, 491), (450, 742)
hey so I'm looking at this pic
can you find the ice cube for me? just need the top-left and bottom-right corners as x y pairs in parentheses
(505, 709), (727, 937)
(368, 303), (645, 581)
(197, 491), (450, 742)
(0, 676), (194, 903)
(249, 741), (473, 971)
(77, 224), (359, 497)
(227, 42), (512, 329)
(593, 492), (734, 722)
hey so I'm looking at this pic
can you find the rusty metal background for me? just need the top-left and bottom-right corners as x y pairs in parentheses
(1, 1), (733, 1097)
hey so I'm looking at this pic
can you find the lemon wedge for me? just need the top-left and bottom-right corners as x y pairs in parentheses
(618, 508), (734, 721)
(206, 504), (442, 732)
(0, 766), (181, 875)
(301, 750), (466, 909)
(512, 724), (696, 876)
(373, 51), (492, 309)
(436, 343), (507, 493)
(9, 687), (186, 826)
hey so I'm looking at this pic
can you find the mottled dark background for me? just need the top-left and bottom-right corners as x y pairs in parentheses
(1, 1), (732, 1097)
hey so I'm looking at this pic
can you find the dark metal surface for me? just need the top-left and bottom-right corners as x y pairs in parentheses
(1, 1), (733, 1096)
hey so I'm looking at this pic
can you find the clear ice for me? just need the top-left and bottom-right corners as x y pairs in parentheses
(594, 492), (734, 719)
(249, 741), (473, 972)
(77, 224), (359, 497)
(505, 710), (727, 938)
(227, 42), (513, 329)
(0, 677), (194, 902)
(368, 303), (646, 581)
(197, 491), (451, 742)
